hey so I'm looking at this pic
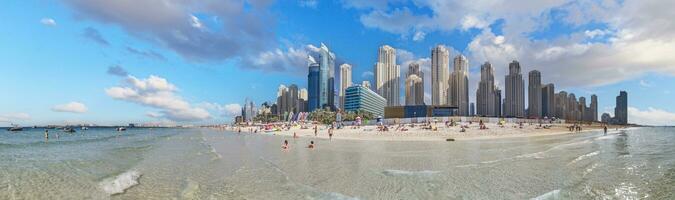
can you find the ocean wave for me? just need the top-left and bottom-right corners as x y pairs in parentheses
(568, 151), (600, 165)
(100, 170), (142, 195)
(381, 169), (441, 177)
(531, 189), (561, 200)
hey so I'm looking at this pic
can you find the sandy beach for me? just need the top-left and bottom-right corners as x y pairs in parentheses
(234, 121), (619, 141)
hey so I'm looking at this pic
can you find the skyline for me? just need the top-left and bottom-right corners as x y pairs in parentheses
(2, 0), (675, 126)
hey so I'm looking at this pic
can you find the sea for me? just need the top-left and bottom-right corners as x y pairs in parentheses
(0, 127), (673, 199)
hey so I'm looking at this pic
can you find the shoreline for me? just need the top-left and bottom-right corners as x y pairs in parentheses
(226, 122), (633, 142)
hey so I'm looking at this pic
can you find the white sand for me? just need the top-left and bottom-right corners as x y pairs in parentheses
(231, 122), (610, 142)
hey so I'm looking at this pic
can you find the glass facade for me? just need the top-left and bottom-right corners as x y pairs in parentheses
(308, 63), (320, 111)
(344, 85), (386, 116)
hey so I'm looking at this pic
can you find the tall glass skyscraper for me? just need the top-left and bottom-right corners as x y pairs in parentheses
(307, 63), (320, 111)
(318, 43), (336, 110)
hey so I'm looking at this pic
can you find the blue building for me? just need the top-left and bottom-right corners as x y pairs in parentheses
(308, 63), (320, 111)
(344, 85), (386, 116)
(318, 43), (336, 110)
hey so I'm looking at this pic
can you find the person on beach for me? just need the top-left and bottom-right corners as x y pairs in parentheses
(328, 127), (333, 140)
(282, 140), (289, 150)
(44, 130), (49, 139)
(604, 125), (608, 135)
(308, 141), (315, 149)
(314, 125), (318, 137)
(293, 132), (298, 138)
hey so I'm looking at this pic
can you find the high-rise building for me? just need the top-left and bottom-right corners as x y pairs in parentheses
(287, 84), (299, 113)
(590, 94), (598, 121)
(470, 103), (475, 116)
(528, 70), (542, 118)
(318, 43), (336, 110)
(614, 91), (628, 125)
(339, 63), (353, 111)
(344, 84), (387, 116)
(307, 62), (320, 111)
(504, 60), (525, 117)
(242, 98), (256, 122)
(405, 74), (424, 105)
(276, 85), (288, 116)
(476, 62), (499, 117)
(299, 88), (308, 112)
(431, 45), (449, 106)
(568, 93), (578, 121)
(450, 55), (469, 116)
(555, 91), (568, 119)
(495, 89), (502, 117)
(405, 62), (424, 105)
(579, 96), (587, 121)
(541, 84), (555, 118)
(374, 45), (400, 106)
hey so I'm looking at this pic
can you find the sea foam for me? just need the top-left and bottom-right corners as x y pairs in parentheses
(382, 169), (441, 177)
(531, 189), (561, 200)
(100, 170), (142, 195)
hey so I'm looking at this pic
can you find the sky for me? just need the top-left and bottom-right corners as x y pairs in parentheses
(1, 0), (675, 126)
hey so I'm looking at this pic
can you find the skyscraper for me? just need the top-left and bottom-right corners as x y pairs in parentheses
(299, 88), (308, 112)
(374, 45), (400, 106)
(614, 91), (628, 125)
(307, 62), (320, 111)
(476, 62), (499, 117)
(590, 94), (598, 121)
(528, 70), (542, 118)
(431, 45), (449, 106)
(504, 60), (525, 118)
(276, 84), (288, 116)
(405, 62), (424, 105)
(405, 74), (424, 105)
(541, 83), (555, 118)
(495, 89), (502, 117)
(555, 91), (568, 119)
(470, 103), (475, 116)
(288, 84), (299, 113)
(568, 93), (578, 121)
(450, 54), (469, 116)
(579, 96), (587, 122)
(339, 63), (352, 111)
(318, 43), (336, 110)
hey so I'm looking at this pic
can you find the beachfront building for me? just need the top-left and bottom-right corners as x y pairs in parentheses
(470, 103), (475, 116)
(450, 54), (469, 116)
(405, 74), (424, 105)
(541, 84), (555, 118)
(568, 93), (579, 121)
(339, 63), (353, 111)
(579, 97), (587, 122)
(374, 45), (400, 106)
(276, 84), (302, 118)
(496, 89), (502, 117)
(318, 43), (336, 110)
(590, 94), (598, 121)
(344, 84), (387, 117)
(242, 98), (256, 122)
(555, 91), (568, 119)
(528, 70), (542, 118)
(307, 60), (320, 111)
(504, 60), (525, 118)
(614, 91), (628, 125)
(299, 88), (308, 112)
(431, 45), (450, 106)
(476, 62), (500, 117)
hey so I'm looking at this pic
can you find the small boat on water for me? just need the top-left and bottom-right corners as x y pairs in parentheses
(116, 127), (127, 131)
(8, 124), (23, 132)
(63, 127), (76, 133)
(81, 126), (89, 130)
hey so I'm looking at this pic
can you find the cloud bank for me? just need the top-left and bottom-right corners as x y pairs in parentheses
(52, 102), (88, 113)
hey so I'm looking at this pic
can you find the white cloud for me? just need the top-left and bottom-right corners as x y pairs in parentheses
(584, 29), (611, 38)
(40, 18), (56, 26)
(361, 71), (374, 78)
(628, 107), (675, 126)
(189, 15), (204, 29)
(52, 102), (88, 113)
(299, 0), (318, 8)
(0, 113), (31, 123)
(639, 80), (652, 87)
(412, 31), (426, 41)
(106, 75), (210, 121)
(198, 102), (242, 117)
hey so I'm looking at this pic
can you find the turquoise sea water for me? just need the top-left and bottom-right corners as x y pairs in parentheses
(0, 127), (673, 199)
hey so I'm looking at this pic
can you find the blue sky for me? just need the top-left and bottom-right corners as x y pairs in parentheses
(1, 0), (675, 126)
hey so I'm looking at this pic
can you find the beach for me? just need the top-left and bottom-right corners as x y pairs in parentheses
(238, 121), (615, 141)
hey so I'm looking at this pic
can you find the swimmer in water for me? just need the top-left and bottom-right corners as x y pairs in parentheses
(44, 130), (49, 139)
(282, 140), (289, 150)
(308, 141), (315, 149)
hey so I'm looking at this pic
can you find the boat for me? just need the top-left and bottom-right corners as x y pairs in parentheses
(7, 124), (23, 131)
(81, 126), (89, 130)
(116, 127), (127, 131)
(63, 127), (76, 133)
